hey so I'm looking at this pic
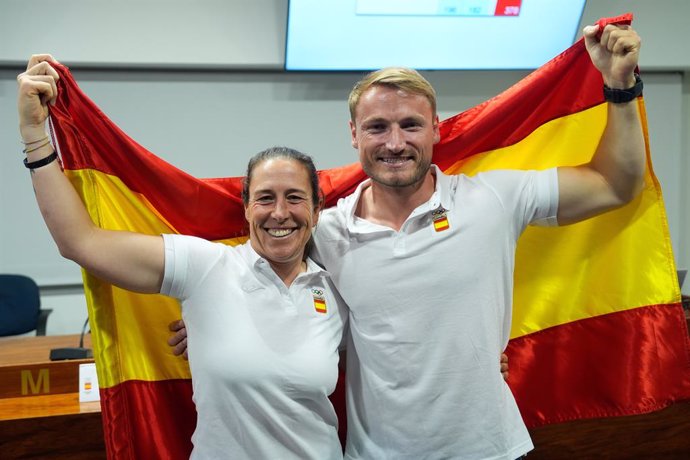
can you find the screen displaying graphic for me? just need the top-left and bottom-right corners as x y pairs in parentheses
(356, 0), (523, 17)
(286, 0), (586, 70)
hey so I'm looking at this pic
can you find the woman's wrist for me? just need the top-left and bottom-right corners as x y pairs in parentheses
(23, 141), (58, 170)
(20, 123), (53, 160)
(24, 140), (54, 158)
(20, 125), (48, 144)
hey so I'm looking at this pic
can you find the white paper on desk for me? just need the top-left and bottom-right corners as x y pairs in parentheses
(79, 362), (101, 402)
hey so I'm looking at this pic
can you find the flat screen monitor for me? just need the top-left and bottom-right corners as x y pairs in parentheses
(285, 0), (587, 71)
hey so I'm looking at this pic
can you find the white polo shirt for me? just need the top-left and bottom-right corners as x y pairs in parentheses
(313, 166), (558, 460)
(161, 234), (347, 460)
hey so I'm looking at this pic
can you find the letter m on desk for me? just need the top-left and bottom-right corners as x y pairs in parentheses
(21, 369), (50, 395)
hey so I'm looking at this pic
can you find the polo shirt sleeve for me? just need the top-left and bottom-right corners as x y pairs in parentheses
(529, 167), (559, 227)
(475, 168), (559, 234)
(160, 234), (226, 300)
(161, 234), (189, 299)
(503, 167), (558, 228)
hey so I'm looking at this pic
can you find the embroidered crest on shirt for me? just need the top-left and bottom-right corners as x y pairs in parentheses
(432, 208), (450, 232)
(311, 288), (327, 314)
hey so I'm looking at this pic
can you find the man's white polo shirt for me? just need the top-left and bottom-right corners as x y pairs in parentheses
(313, 165), (558, 460)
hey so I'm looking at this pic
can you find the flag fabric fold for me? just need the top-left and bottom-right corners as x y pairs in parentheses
(46, 14), (690, 458)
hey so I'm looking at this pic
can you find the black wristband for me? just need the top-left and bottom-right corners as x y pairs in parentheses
(24, 151), (58, 170)
(603, 74), (643, 104)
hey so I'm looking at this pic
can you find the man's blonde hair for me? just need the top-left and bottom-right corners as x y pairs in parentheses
(348, 67), (437, 121)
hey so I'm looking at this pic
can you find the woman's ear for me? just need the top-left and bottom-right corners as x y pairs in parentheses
(313, 194), (324, 226)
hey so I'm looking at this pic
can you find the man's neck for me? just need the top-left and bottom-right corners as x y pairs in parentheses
(356, 170), (436, 231)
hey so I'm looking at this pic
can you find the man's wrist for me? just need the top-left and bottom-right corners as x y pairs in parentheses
(602, 74), (637, 90)
(603, 74), (643, 104)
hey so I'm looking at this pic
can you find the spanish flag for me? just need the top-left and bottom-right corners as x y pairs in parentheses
(47, 15), (690, 459)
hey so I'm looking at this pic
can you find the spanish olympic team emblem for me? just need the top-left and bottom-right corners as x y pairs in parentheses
(432, 208), (450, 232)
(311, 288), (327, 314)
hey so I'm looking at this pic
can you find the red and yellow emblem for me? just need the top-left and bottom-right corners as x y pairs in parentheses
(432, 208), (450, 232)
(312, 288), (327, 314)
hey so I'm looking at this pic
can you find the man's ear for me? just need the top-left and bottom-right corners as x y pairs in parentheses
(349, 120), (359, 149)
(433, 115), (441, 144)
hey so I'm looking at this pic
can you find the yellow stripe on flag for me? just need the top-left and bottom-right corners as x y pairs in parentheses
(314, 298), (327, 313)
(69, 169), (247, 387)
(441, 102), (678, 338)
(433, 216), (450, 232)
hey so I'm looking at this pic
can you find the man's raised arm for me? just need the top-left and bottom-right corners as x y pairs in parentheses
(557, 23), (645, 225)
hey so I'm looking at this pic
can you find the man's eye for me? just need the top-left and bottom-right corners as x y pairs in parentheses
(287, 195), (306, 203)
(255, 196), (273, 203)
(402, 122), (422, 130)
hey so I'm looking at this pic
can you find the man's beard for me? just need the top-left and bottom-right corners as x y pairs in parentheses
(362, 154), (431, 188)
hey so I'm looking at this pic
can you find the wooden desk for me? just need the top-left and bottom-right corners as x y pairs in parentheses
(0, 334), (93, 363)
(529, 400), (690, 458)
(0, 334), (94, 398)
(0, 335), (105, 459)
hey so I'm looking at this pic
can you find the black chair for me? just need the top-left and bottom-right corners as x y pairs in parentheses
(0, 274), (52, 336)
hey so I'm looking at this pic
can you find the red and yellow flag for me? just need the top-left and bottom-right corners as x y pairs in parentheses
(47, 15), (690, 459)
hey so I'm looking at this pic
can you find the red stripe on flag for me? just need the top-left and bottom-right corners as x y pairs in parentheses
(48, 64), (366, 240)
(100, 372), (348, 458)
(507, 303), (690, 428)
(433, 41), (603, 171)
(100, 379), (196, 459)
(433, 14), (634, 172)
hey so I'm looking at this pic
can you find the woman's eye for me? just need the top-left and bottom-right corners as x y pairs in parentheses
(287, 195), (306, 203)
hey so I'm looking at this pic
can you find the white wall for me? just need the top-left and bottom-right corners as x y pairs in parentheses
(1, 0), (688, 335)
(2, 1), (690, 70)
(0, 0), (287, 68)
(42, 290), (89, 336)
(579, 0), (690, 70)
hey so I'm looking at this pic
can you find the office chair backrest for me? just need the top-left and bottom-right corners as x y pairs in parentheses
(0, 274), (50, 336)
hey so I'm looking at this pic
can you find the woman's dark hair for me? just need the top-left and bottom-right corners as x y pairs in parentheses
(241, 146), (321, 207)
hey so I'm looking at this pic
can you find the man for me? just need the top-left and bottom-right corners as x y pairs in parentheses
(173, 22), (644, 459)
(313, 21), (642, 459)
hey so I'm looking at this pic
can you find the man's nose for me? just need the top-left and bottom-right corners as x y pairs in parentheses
(385, 126), (405, 153)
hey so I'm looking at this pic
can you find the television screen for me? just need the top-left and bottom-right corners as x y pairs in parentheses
(285, 0), (587, 71)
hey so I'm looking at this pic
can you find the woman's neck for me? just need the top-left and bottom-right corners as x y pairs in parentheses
(269, 259), (307, 287)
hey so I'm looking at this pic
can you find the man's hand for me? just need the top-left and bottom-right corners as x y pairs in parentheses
(168, 319), (188, 360)
(583, 23), (640, 88)
(500, 353), (509, 382)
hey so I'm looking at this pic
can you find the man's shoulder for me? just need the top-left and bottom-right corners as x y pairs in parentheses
(454, 169), (552, 193)
(316, 203), (349, 236)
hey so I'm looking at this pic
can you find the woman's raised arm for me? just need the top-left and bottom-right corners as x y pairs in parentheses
(18, 55), (165, 293)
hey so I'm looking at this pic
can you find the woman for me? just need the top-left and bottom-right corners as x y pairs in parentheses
(17, 55), (346, 459)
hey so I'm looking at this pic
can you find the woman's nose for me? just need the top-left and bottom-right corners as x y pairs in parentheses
(271, 198), (289, 220)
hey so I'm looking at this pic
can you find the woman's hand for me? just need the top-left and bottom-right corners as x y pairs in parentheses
(17, 54), (60, 140)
